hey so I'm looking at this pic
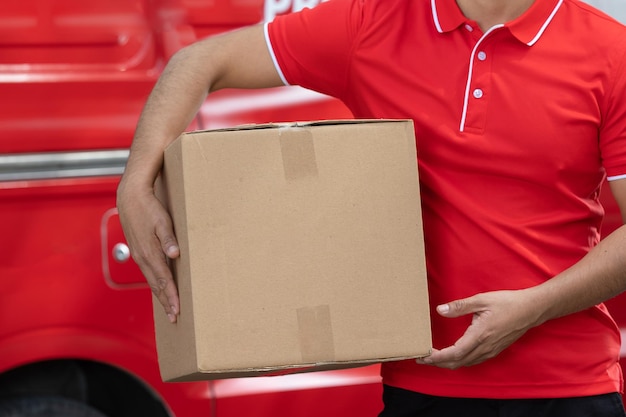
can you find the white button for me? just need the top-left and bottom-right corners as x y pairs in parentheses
(465, 24), (473, 32)
(473, 89), (484, 99)
(477, 51), (487, 61)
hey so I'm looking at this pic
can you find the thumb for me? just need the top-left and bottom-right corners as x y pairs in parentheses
(437, 296), (479, 318)
(155, 218), (180, 259)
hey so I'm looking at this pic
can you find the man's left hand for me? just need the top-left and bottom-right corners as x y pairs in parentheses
(416, 289), (544, 369)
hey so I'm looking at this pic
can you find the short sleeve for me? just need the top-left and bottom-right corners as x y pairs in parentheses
(266, 0), (364, 101)
(599, 25), (626, 180)
(600, 36), (626, 180)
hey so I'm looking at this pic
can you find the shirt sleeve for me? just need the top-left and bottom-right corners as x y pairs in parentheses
(265, 0), (364, 101)
(600, 35), (626, 181)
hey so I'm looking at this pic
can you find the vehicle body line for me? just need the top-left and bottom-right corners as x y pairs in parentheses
(0, 149), (129, 182)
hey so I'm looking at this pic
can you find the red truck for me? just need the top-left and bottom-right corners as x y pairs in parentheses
(0, 1), (623, 416)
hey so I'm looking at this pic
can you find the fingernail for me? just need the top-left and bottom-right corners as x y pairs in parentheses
(417, 356), (432, 364)
(167, 313), (176, 323)
(167, 245), (179, 257)
(437, 304), (450, 314)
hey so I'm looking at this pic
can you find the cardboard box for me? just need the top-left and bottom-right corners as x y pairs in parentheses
(154, 119), (431, 382)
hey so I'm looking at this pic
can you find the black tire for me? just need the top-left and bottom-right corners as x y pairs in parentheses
(0, 396), (108, 417)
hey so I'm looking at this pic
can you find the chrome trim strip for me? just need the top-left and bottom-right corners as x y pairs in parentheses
(0, 149), (129, 181)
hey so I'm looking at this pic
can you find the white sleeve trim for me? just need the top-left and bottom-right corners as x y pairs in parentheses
(607, 174), (626, 181)
(263, 22), (290, 86)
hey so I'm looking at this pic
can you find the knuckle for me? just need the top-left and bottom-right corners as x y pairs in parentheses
(161, 234), (176, 245)
(476, 333), (491, 345)
(484, 348), (500, 360)
(451, 350), (466, 362)
(156, 277), (169, 290)
(150, 278), (171, 295)
(149, 284), (162, 296)
(451, 299), (466, 312)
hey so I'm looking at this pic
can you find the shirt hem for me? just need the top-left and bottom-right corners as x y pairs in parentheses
(263, 22), (289, 86)
(381, 376), (623, 400)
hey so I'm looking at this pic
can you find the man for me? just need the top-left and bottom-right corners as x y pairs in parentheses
(117, 0), (626, 415)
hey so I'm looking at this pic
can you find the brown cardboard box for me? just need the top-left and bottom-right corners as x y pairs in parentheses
(154, 119), (431, 382)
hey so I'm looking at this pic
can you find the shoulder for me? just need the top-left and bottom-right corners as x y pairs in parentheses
(554, 0), (626, 71)
(560, 0), (626, 39)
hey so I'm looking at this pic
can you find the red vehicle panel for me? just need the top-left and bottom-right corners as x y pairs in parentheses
(0, 1), (623, 416)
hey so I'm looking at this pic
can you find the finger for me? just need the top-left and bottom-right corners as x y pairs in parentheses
(419, 336), (482, 369)
(437, 295), (483, 318)
(417, 314), (487, 368)
(151, 261), (180, 324)
(132, 238), (180, 323)
(153, 219), (181, 322)
(155, 217), (180, 259)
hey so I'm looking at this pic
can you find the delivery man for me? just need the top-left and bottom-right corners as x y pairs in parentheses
(117, 0), (626, 415)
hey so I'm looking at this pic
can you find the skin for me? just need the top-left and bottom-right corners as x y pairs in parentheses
(116, 1), (626, 369)
(456, 0), (537, 31)
(117, 26), (283, 323)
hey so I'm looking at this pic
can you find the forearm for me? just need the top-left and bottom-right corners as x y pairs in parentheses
(114, 44), (217, 321)
(532, 225), (626, 324)
(121, 47), (211, 191)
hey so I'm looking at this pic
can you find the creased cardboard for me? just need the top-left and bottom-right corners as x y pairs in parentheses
(154, 119), (432, 382)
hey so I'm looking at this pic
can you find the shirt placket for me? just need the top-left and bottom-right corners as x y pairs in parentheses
(459, 25), (501, 134)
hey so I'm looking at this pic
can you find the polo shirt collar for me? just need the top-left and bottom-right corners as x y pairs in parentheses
(431, 0), (564, 46)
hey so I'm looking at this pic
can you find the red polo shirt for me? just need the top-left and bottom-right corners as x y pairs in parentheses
(266, 0), (626, 399)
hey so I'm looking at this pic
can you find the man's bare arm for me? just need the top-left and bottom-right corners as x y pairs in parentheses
(117, 24), (284, 322)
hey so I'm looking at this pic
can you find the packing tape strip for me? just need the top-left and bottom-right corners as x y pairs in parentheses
(279, 128), (318, 180)
(297, 305), (336, 363)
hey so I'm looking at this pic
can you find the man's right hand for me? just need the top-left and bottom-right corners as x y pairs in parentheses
(117, 181), (181, 323)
